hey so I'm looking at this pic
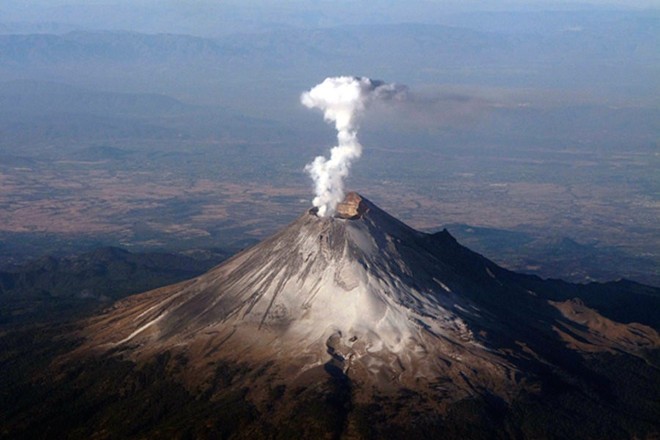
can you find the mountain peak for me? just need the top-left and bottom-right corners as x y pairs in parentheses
(73, 193), (659, 406)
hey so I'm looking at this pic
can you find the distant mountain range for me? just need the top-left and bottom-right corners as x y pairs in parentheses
(0, 18), (656, 107)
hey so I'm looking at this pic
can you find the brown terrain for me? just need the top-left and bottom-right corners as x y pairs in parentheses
(1, 142), (657, 258)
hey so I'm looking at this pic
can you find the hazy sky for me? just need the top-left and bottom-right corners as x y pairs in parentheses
(3, 0), (658, 5)
(0, 0), (656, 42)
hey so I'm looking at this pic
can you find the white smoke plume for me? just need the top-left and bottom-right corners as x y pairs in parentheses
(302, 76), (406, 217)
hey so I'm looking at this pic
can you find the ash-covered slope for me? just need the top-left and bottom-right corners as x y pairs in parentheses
(4, 193), (658, 439)
(75, 193), (659, 405)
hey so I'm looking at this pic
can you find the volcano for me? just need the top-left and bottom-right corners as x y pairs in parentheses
(6, 194), (660, 439)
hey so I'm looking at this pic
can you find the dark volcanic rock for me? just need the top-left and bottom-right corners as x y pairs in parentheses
(0, 247), (229, 326)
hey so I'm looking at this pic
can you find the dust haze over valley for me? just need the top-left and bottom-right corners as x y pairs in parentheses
(0, 0), (658, 289)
